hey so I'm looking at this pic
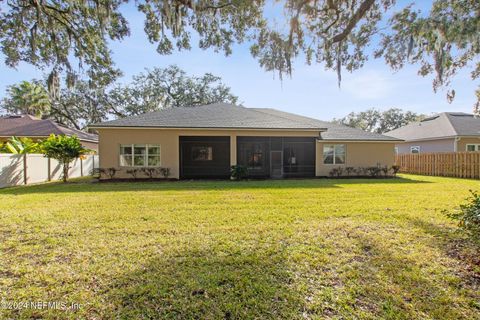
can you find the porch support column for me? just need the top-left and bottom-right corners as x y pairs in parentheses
(230, 134), (237, 166)
(174, 135), (180, 179)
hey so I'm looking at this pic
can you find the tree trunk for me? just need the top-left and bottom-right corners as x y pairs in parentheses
(63, 163), (69, 182)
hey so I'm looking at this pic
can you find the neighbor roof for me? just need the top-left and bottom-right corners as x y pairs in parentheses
(0, 114), (98, 142)
(90, 103), (399, 141)
(385, 112), (480, 141)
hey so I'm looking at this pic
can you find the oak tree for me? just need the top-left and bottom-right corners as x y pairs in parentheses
(334, 108), (426, 133)
(1, 1), (478, 104)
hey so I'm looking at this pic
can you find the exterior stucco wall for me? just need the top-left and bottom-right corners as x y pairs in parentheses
(97, 128), (320, 179)
(395, 137), (480, 153)
(98, 128), (395, 179)
(456, 137), (480, 152)
(395, 138), (455, 154)
(315, 142), (396, 176)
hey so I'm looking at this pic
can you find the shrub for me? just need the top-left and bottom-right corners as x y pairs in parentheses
(355, 167), (368, 176)
(95, 168), (118, 179)
(106, 167), (118, 179)
(381, 165), (390, 177)
(329, 168), (336, 177)
(160, 167), (171, 178)
(391, 165), (401, 177)
(231, 165), (248, 180)
(126, 168), (140, 179)
(335, 167), (344, 177)
(142, 167), (158, 179)
(366, 166), (381, 177)
(92, 168), (102, 179)
(345, 167), (355, 176)
(41, 134), (89, 182)
(329, 167), (343, 178)
(446, 190), (480, 244)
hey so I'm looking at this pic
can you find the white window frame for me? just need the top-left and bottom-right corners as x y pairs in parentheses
(410, 146), (420, 154)
(119, 144), (161, 167)
(466, 144), (480, 152)
(323, 144), (346, 165)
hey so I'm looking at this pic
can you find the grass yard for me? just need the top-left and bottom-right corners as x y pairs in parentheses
(1, 175), (479, 319)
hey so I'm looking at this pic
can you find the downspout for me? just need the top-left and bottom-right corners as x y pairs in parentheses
(454, 137), (460, 152)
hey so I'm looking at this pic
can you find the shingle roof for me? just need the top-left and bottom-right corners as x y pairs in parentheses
(385, 112), (480, 141)
(91, 103), (325, 130)
(0, 114), (98, 142)
(446, 112), (480, 136)
(90, 103), (399, 141)
(251, 108), (400, 141)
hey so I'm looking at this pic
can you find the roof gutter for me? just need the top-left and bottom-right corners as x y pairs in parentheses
(454, 137), (460, 152)
(0, 135), (98, 143)
(316, 138), (402, 143)
(393, 135), (480, 143)
(393, 135), (457, 142)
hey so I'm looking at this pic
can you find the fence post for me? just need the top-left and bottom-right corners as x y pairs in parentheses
(80, 158), (83, 177)
(23, 154), (27, 185)
(47, 157), (51, 181)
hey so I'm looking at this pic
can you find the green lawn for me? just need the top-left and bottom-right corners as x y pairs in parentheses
(0, 175), (479, 319)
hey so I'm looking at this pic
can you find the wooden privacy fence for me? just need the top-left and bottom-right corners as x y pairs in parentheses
(395, 152), (480, 179)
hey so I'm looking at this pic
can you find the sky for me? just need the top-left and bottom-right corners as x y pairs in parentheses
(0, 1), (478, 121)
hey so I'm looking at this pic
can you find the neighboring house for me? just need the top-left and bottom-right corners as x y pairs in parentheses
(90, 103), (400, 179)
(0, 114), (98, 151)
(386, 112), (480, 154)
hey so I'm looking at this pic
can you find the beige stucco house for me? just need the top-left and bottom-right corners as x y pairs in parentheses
(386, 112), (480, 154)
(90, 103), (400, 179)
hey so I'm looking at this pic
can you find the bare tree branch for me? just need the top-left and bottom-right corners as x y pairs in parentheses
(331, 0), (375, 43)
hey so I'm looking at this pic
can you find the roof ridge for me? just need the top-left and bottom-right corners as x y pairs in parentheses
(442, 113), (460, 136)
(48, 119), (98, 140)
(107, 103), (240, 120)
(44, 118), (64, 135)
(443, 111), (472, 115)
(250, 108), (328, 129)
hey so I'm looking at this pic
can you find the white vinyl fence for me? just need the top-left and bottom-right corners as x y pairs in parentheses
(0, 154), (99, 188)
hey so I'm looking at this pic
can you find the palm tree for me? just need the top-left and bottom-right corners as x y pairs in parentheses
(0, 136), (41, 154)
(4, 81), (51, 117)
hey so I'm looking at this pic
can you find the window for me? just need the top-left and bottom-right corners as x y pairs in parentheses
(323, 144), (345, 164)
(133, 144), (146, 166)
(192, 146), (213, 161)
(147, 145), (161, 166)
(410, 146), (420, 154)
(119, 145), (132, 166)
(394, 147), (399, 154)
(120, 144), (160, 167)
(466, 144), (480, 152)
